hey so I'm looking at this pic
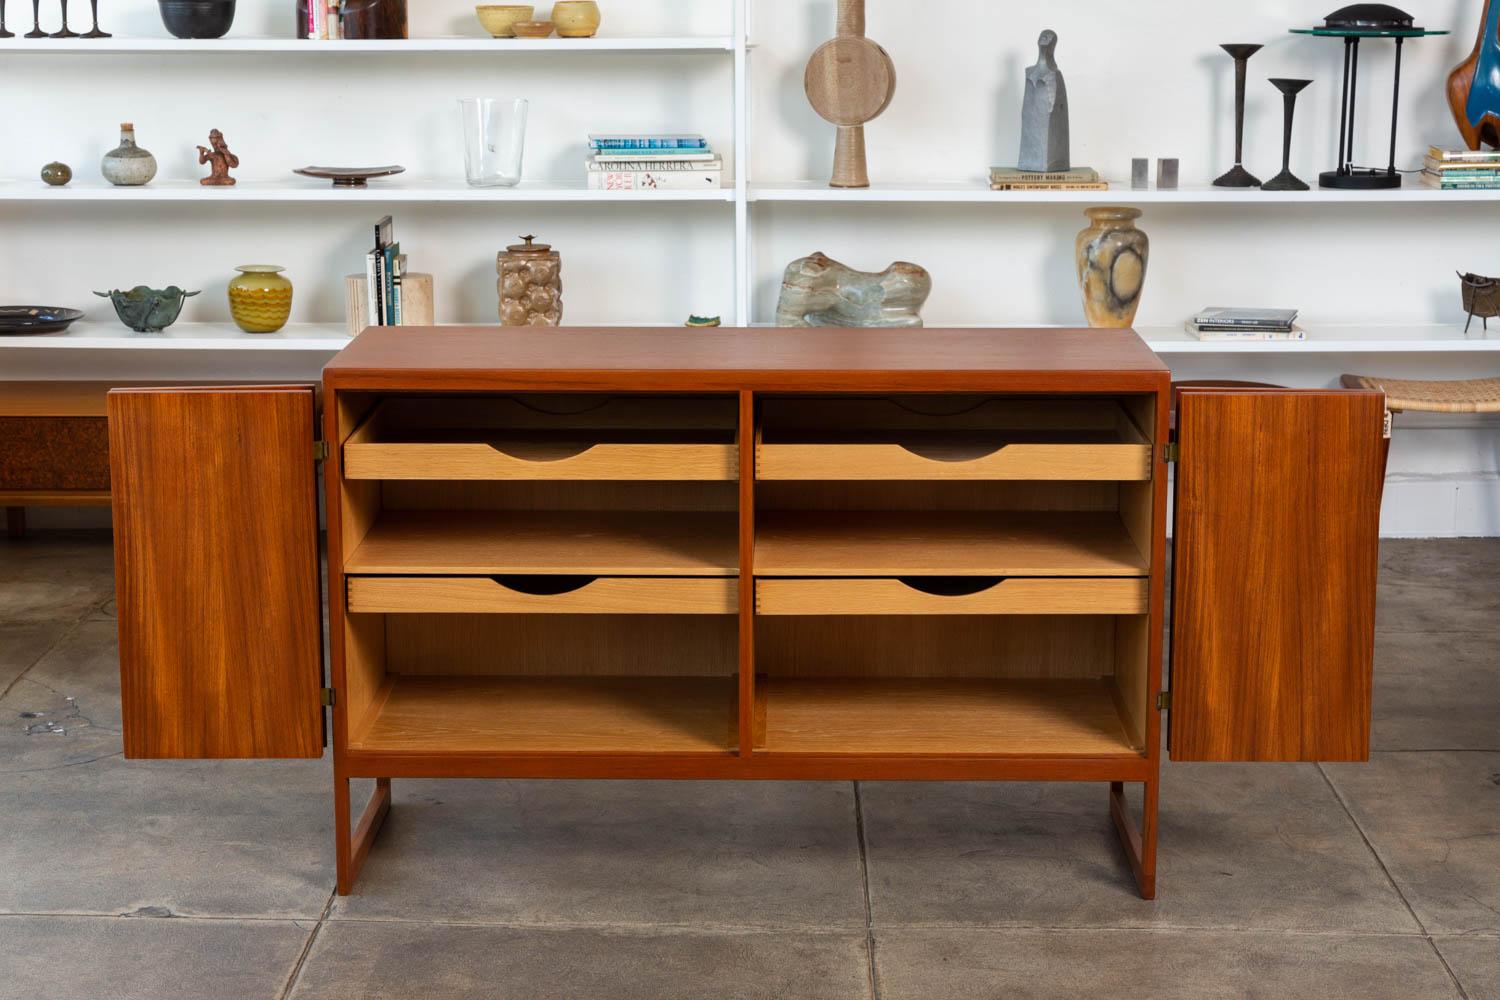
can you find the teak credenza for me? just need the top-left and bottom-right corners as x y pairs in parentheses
(106, 327), (1387, 898)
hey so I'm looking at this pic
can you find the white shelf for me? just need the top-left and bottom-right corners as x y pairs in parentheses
(748, 181), (1500, 205)
(0, 323), (352, 352)
(1144, 325), (1500, 354)
(0, 179), (735, 203)
(0, 36), (734, 53)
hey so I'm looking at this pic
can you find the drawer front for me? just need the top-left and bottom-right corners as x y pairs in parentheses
(343, 441), (738, 481)
(349, 575), (739, 615)
(755, 577), (1148, 616)
(755, 442), (1150, 482)
(0, 417), (110, 490)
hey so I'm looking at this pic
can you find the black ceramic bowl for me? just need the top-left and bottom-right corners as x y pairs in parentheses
(158, 0), (237, 39)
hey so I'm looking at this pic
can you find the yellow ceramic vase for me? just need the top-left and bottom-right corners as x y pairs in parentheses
(228, 265), (294, 333)
(551, 0), (600, 37)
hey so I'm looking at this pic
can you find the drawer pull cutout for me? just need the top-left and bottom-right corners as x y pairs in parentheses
(490, 575), (597, 596)
(896, 440), (1006, 463)
(897, 577), (1006, 597)
(486, 441), (597, 463)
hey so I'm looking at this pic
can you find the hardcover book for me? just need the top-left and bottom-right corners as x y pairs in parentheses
(1191, 307), (1298, 329)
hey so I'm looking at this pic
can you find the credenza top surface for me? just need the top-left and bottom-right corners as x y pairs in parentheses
(323, 327), (1170, 392)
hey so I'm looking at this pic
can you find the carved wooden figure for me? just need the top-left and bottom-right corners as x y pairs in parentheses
(1448, 0), (1500, 149)
(197, 129), (240, 187)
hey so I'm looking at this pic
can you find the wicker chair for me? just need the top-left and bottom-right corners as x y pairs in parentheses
(1339, 375), (1500, 414)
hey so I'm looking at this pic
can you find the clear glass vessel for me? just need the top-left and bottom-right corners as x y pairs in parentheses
(460, 97), (528, 188)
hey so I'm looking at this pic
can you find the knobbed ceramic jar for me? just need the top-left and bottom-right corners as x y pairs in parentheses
(551, 0), (600, 37)
(228, 265), (294, 333)
(101, 124), (158, 187)
(1075, 206), (1148, 328)
(497, 235), (562, 326)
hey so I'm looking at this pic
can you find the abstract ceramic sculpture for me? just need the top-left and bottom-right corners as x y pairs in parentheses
(101, 124), (157, 187)
(775, 252), (931, 328)
(1019, 29), (1069, 172)
(551, 0), (599, 37)
(497, 235), (562, 326)
(1214, 44), (1263, 187)
(158, 0), (236, 38)
(94, 286), (199, 332)
(197, 129), (239, 186)
(804, 0), (895, 188)
(228, 266), (293, 333)
(474, 4), (532, 37)
(1263, 79), (1313, 191)
(1075, 207), (1149, 328)
(50, 0), (76, 36)
(40, 162), (72, 186)
(1448, 0), (1500, 149)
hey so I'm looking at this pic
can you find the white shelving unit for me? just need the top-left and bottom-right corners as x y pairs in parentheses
(748, 181), (1500, 205)
(0, 36), (735, 53)
(0, 179), (736, 203)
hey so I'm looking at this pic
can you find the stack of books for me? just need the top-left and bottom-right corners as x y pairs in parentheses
(586, 134), (723, 191)
(1185, 307), (1305, 341)
(989, 166), (1108, 191)
(1421, 146), (1500, 189)
(364, 215), (410, 326)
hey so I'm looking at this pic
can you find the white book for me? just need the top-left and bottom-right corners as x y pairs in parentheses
(591, 150), (719, 161)
(1185, 320), (1306, 341)
(587, 157), (723, 172)
(587, 167), (724, 191)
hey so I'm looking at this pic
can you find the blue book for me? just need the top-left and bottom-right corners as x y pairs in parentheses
(589, 134), (708, 150)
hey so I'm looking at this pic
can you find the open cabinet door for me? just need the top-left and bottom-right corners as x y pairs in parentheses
(109, 386), (324, 759)
(1170, 388), (1386, 762)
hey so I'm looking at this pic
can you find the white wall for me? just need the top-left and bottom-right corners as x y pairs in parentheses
(4, 0), (1498, 535)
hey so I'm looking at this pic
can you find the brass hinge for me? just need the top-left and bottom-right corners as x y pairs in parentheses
(1156, 690), (1171, 711)
(1163, 442), (1179, 464)
(321, 687), (337, 707)
(313, 440), (330, 463)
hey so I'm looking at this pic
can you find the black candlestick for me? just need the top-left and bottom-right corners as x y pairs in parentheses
(1263, 78), (1312, 191)
(49, 0), (76, 36)
(24, 0), (46, 36)
(0, 0), (14, 37)
(80, 0), (107, 36)
(1214, 43), (1264, 187)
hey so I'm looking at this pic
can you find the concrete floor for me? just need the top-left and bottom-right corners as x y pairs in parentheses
(0, 532), (1497, 999)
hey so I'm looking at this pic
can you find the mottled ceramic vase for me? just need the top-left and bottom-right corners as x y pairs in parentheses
(1075, 207), (1149, 328)
(228, 266), (293, 333)
(551, 0), (599, 37)
(497, 236), (562, 326)
(101, 124), (158, 187)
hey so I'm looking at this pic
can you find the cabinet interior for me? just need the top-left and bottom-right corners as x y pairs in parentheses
(333, 390), (1156, 760)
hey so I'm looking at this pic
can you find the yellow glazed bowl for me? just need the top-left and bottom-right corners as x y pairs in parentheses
(475, 4), (534, 38)
(511, 19), (554, 37)
(551, 0), (599, 37)
(227, 265), (293, 334)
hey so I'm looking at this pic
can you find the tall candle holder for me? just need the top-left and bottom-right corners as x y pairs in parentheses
(1263, 78), (1313, 191)
(1213, 43), (1264, 188)
(0, 0), (14, 38)
(24, 0), (47, 37)
(80, 0), (109, 37)
(50, 0), (78, 37)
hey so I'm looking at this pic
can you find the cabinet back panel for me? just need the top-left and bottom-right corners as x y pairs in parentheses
(385, 614), (737, 677)
(756, 615), (1114, 679)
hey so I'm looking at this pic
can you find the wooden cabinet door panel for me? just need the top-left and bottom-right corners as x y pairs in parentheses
(109, 387), (324, 759)
(1170, 388), (1385, 762)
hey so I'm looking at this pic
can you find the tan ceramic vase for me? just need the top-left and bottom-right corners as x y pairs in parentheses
(497, 236), (562, 326)
(1075, 207), (1149, 328)
(551, 0), (600, 36)
(228, 265), (294, 333)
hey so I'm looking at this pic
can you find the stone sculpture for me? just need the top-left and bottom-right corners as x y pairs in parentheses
(1019, 29), (1069, 172)
(775, 252), (931, 328)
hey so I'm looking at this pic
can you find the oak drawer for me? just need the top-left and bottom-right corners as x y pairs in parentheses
(756, 396), (1151, 481)
(755, 577), (1148, 616)
(343, 395), (737, 481)
(348, 575), (738, 615)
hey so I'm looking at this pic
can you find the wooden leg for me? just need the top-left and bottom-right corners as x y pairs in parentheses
(1110, 779), (1158, 900)
(335, 775), (392, 895)
(5, 507), (24, 539)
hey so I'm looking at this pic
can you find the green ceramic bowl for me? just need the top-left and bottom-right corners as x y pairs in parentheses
(94, 286), (200, 332)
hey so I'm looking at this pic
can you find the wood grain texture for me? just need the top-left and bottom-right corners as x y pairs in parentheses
(760, 678), (1138, 756)
(348, 575), (737, 615)
(755, 510), (1149, 577)
(0, 490), (110, 506)
(1170, 388), (1385, 762)
(756, 480), (1119, 512)
(383, 480), (737, 512)
(0, 418), (109, 490)
(346, 510), (739, 576)
(109, 386), (323, 759)
(756, 577), (1147, 616)
(349, 676), (737, 754)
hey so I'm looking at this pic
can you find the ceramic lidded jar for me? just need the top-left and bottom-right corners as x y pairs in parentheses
(40, 162), (72, 187)
(228, 265), (294, 333)
(101, 124), (158, 187)
(1075, 206), (1149, 328)
(497, 235), (562, 326)
(551, 0), (600, 37)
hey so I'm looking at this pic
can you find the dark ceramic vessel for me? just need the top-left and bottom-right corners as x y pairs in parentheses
(158, 0), (236, 39)
(0, 306), (85, 335)
(94, 286), (199, 332)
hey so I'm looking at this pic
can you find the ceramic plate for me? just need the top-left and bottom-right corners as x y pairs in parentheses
(0, 306), (85, 335)
(293, 165), (407, 188)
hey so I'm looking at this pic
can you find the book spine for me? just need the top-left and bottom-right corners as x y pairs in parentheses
(589, 139), (708, 150)
(586, 169), (723, 190)
(328, 0), (341, 39)
(382, 245), (399, 325)
(587, 158), (724, 171)
(990, 182), (1109, 191)
(392, 259), (403, 326)
(364, 252), (379, 329)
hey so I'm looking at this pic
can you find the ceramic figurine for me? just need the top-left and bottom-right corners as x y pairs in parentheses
(803, 0), (896, 188)
(94, 286), (199, 332)
(40, 162), (72, 186)
(1448, 0), (1500, 149)
(1213, 44), (1263, 187)
(551, 0), (598, 37)
(1019, 29), (1069, 172)
(101, 124), (158, 187)
(228, 265), (293, 333)
(80, 0), (107, 36)
(1263, 79), (1313, 192)
(1075, 207), (1149, 328)
(775, 252), (930, 328)
(496, 235), (562, 326)
(197, 129), (239, 186)
(24, 0), (45, 36)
